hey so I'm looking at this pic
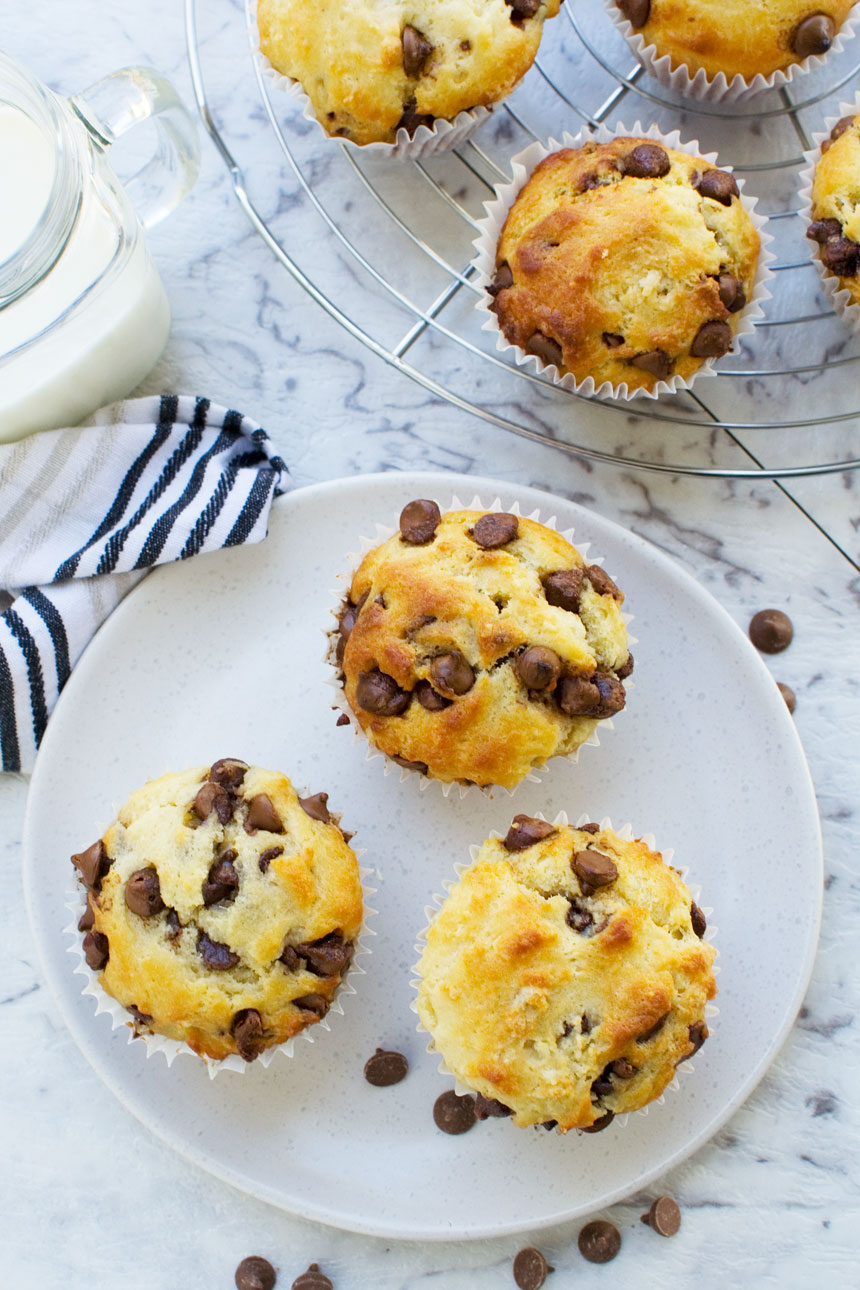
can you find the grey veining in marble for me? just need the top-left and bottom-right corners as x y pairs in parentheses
(1, 0), (859, 1285)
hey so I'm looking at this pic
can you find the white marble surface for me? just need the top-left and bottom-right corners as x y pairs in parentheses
(2, 1), (860, 1286)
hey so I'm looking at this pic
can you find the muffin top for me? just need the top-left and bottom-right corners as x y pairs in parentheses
(416, 818), (717, 1131)
(257, 0), (560, 146)
(808, 112), (860, 304)
(336, 502), (632, 789)
(488, 138), (761, 393)
(72, 761), (363, 1062)
(614, 0), (854, 81)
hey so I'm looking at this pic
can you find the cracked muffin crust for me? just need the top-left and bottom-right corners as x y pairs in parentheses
(614, 0), (854, 81)
(488, 138), (761, 394)
(335, 501), (632, 789)
(808, 112), (860, 305)
(71, 761), (363, 1062)
(416, 817), (717, 1131)
(256, 0), (560, 146)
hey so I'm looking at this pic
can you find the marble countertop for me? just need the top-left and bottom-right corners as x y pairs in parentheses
(2, 2), (859, 1286)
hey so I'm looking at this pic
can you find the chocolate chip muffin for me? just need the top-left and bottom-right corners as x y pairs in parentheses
(614, 0), (854, 82)
(71, 761), (363, 1063)
(256, 0), (560, 146)
(416, 817), (717, 1131)
(334, 501), (632, 790)
(487, 138), (761, 394)
(807, 112), (860, 305)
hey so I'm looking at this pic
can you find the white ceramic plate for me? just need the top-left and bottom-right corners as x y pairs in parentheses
(23, 472), (821, 1240)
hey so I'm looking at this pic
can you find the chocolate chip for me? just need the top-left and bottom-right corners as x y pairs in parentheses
(433, 1089), (477, 1134)
(202, 852), (238, 906)
(683, 1020), (708, 1059)
(294, 993), (330, 1017)
(542, 568), (584, 611)
(749, 608), (794, 653)
(402, 24), (433, 77)
(696, 169), (739, 205)
(566, 900), (594, 934)
(232, 1008), (265, 1061)
(83, 929), (109, 970)
(578, 1219), (621, 1262)
(630, 349), (671, 379)
(590, 671), (624, 714)
(603, 331), (624, 347)
(579, 171), (602, 191)
(488, 261), (513, 296)
(586, 564), (622, 600)
(336, 712), (350, 726)
(197, 930), (239, 970)
(128, 1004), (152, 1027)
(691, 901), (707, 938)
(580, 1111), (615, 1135)
(291, 1266), (332, 1290)
(400, 498), (441, 544)
(194, 781), (232, 825)
(258, 846), (283, 873)
(579, 822), (600, 834)
(515, 645), (562, 690)
(831, 115), (855, 143)
(778, 682), (797, 713)
(415, 680), (451, 710)
(637, 1011), (670, 1043)
(557, 672), (625, 718)
(429, 650), (475, 696)
(396, 101), (434, 136)
(77, 899), (95, 932)
(505, 0), (540, 20)
(298, 792), (331, 824)
(504, 814), (558, 850)
(391, 753), (429, 773)
(572, 849), (618, 893)
(364, 1048), (409, 1086)
(125, 867), (165, 918)
(235, 1256), (277, 1290)
(296, 933), (354, 977)
(616, 652), (634, 679)
(690, 319), (732, 359)
(208, 758), (248, 790)
(807, 218), (843, 243)
(245, 793), (284, 833)
(624, 143), (670, 178)
(591, 1070), (615, 1098)
(473, 513), (520, 551)
(821, 234), (860, 276)
(71, 839), (110, 890)
(336, 592), (367, 665)
(790, 12), (835, 57)
(616, 0), (650, 25)
(643, 1195), (682, 1236)
(280, 945), (301, 971)
(526, 331), (564, 368)
(356, 669), (411, 716)
(717, 273), (746, 313)
(610, 1058), (636, 1079)
(513, 1247), (553, 1290)
(540, 1120), (558, 1131)
(474, 1094), (514, 1119)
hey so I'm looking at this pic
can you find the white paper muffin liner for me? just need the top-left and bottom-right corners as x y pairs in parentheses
(411, 812), (720, 1132)
(797, 92), (860, 334)
(66, 796), (375, 1079)
(472, 123), (774, 400)
(326, 494), (637, 801)
(248, 0), (495, 160)
(603, 0), (860, 103)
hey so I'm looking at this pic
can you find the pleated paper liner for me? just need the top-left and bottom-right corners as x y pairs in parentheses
(411, 811), (720, 1132)
(472, 122), (774, 400)
(603, 0), (860, 103)
(797, 92), (860, 336)
(325, 494), (636, 801)
(66, 796), (375, 1079)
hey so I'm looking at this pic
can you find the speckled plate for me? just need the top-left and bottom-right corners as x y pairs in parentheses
(23, 471), (822, 1240)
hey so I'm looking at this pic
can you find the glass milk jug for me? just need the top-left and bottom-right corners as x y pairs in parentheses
(0, 52), (199, 441)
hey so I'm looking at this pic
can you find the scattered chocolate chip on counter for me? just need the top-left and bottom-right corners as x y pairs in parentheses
(364, 1048), (409, 1086)
(433, 1089), (477, 1134)
(235, 1255), (277, 1290)
(578, 1219), (622, 1263)
(777, 682), (797, 714)
(513, 1245), (554, 1288)
(641, 1194), (682, 1236)
(291, 1264), (333, 1290)
(748, 608), (794, 653)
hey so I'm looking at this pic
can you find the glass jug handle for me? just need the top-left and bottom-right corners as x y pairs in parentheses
(70, 67), (200, 230)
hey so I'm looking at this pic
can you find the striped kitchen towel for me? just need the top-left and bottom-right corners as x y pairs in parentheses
(0, 395), (289, 773)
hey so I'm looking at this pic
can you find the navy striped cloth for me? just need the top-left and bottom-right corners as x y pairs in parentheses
(0, 395), (289, 773)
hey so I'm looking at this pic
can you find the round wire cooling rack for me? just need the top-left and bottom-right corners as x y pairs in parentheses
(185, 0), (860, 478)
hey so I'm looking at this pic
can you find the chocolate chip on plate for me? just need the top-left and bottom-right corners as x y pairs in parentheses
(696, 168), (739, 205)
(623, 143), (670, 178)
(790, 12), (835, 57)
(400, 498), (441, 544)
(364, 1047), (409, 1086)
(202, 852), (239, 906)
(642, 1194), (682, 1236)
(429, 650), (475, 696)
(208, 757), (248, 790)
(690, 901), (707, 938)
(474, 1094), (513, 1119)
(402, 24), (433, 77)
(515, 646), (562, 690)
(578, 1219), (621, 1263)
(415, 680), (451, 710)
(232, 1008), (265, 1061)
(83, 930), (109, 971)
(488, 261), (514, 296)
(777, 682), (797, 713)
(197, 930), (239, 971)
(586, 564), (622, 599)
(690, 319), (732, 359)
(571, 849), (618, 893)
(749, 608), (794, 653)
(513, 1246), (553, 1289)
(235, 1255), (277, 1290)
(291, 1266), (333, 1290)
(71, 839), (110, 890)
(616, 0), (650, 25)
(504, 814), (557, 850)
(433, 1089), (477, 1134)
(298, 792), (331, 823)
(526, 331), (564, 368)
(194, 781), (233, 825)
(630, 349), (671, 379)
(542, 568), (584, 611)
(355, 669), (411, 716)
(245, 793), (284, 832)
(125, 867), (165, 918)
